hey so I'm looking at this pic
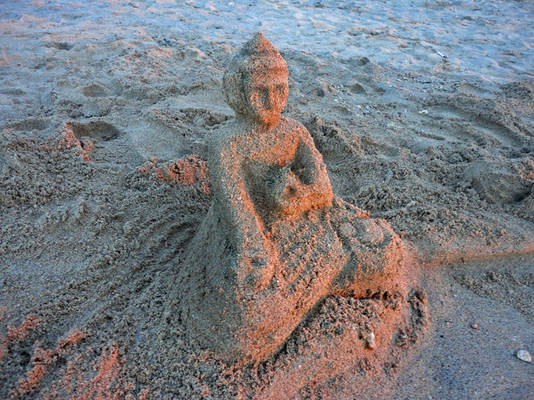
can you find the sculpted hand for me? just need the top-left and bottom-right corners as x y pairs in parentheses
(240, 236), (277, 290)
(269, 166), (301, 212)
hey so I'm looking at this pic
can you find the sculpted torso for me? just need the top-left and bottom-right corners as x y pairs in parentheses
(210, 118), (332, 223)
(207, 33), (333, 286)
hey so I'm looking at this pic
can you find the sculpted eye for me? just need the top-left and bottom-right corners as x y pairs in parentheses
(249, 89), (260, 104)
(262, 87), (270, 106)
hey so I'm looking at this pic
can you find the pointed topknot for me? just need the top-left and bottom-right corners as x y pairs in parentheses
(241, 32), (280, 58)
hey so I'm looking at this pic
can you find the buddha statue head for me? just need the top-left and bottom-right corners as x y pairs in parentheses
(223, 33), (289, 127)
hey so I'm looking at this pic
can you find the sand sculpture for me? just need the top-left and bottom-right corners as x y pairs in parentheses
(171, 33), (407, 364)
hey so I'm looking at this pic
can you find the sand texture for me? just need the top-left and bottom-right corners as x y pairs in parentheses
(1, 1), (533, 399)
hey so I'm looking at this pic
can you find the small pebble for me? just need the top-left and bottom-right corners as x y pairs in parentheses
(366, 332), (376, 349)
(470, 323), (478, 329)
(516, 349), (532, 363)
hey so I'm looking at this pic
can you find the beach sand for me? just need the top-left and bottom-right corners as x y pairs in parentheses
(1, 1), (533, 398)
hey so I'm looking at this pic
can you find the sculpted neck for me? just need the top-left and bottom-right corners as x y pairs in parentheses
(234, 113), (281, 132)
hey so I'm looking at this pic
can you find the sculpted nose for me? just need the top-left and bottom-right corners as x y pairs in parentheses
(261, 88), (271, 108)
(268, 90), (278, 108)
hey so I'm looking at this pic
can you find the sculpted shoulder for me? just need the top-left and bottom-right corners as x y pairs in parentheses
(277, 116), (301, 129)
(276, 116), (313, 141)
(207, 121), (248, 164)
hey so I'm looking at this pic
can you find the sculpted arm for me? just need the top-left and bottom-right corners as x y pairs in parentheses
(296, 126), (333, 200)
(273, 124), (333, 214)
(209, 138), (276, 285)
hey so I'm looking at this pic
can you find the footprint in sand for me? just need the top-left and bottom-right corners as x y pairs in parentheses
(81, 84), (108, 98)
(421, 104), (523, 147)
(44, 42), (74, 51)
(66, 121), (121, 142)
(4, 118), (49, 132)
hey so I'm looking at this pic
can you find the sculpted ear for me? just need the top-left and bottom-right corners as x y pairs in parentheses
(223, 64), (248, 116)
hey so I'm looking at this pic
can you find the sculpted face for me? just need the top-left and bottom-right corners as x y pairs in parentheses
(245, 70), (289, 126)
(222, 33), (289, 127)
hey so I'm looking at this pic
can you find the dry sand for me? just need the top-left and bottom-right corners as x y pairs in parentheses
(1, 1), (533, 399)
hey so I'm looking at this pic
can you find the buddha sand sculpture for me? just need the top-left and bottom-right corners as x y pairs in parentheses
(170, 33), (408, 364)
